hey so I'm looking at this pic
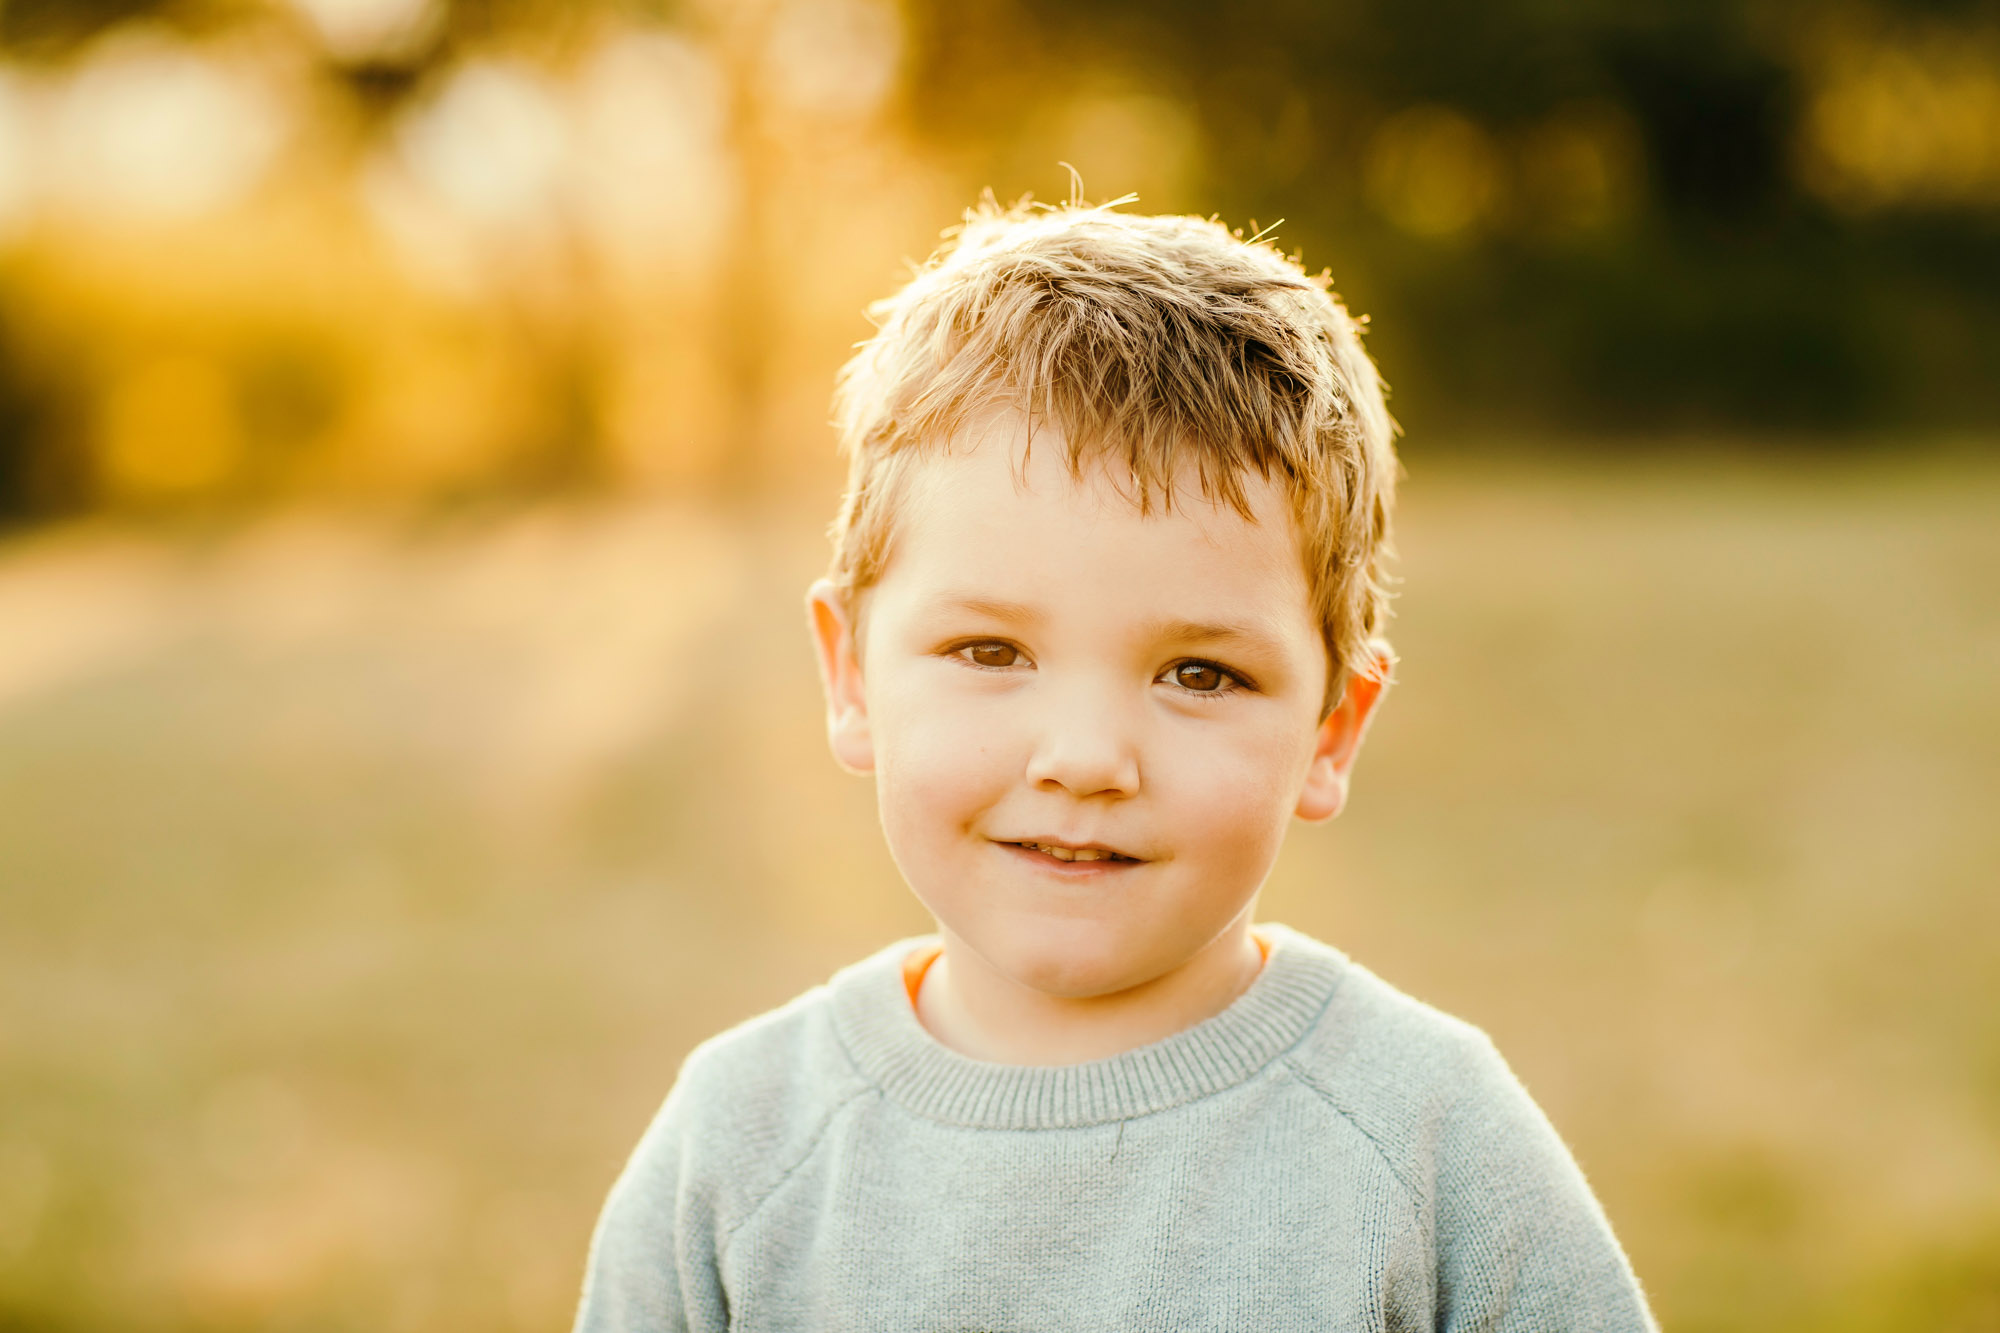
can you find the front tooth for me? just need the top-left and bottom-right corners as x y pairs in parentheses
(1029, 843), (1114, 862)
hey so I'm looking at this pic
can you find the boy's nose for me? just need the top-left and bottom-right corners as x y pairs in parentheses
(1022, 685), (1141, 798)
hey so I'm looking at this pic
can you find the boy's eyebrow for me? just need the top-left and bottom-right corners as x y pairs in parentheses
(1145, 617), (1286, 656)
(927, 593), (1043, 623)
(925, 596), (1289, 656)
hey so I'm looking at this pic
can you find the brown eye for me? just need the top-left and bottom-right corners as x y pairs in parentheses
(1173, 661), (1227, 692)
(968, 643), (1019, 668)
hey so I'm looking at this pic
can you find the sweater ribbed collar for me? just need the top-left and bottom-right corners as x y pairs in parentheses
(827, 923), (1347, 1130)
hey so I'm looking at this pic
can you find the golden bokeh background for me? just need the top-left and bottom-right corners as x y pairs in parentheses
(0, 1), (1996, 1330)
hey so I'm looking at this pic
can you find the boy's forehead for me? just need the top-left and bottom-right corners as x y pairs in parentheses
(913, 410), (1291, 534)
(884, 416), (1312, 615)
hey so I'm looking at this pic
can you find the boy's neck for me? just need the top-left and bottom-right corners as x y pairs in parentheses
(914, 916), (1267, 1066)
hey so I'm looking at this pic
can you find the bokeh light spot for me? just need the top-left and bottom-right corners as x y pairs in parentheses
(98, 356), (245, 501)
(1364, 104), (1502, 238)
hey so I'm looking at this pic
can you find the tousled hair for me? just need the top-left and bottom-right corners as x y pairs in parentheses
(827, 195), (1400, 709)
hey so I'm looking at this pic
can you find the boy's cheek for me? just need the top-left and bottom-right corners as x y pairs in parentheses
(1167, 776), (1291, 871)
(872, 712), (1014, 841)
(1154, 720), (1311, 807)
(1151, 736), (1308, 861)
(871, 680), (1017, 781)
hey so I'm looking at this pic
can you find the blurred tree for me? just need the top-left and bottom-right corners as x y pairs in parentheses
(0, 0), (169, 54)
(0, 315), (80, 519)
(0, 0), (1996, 521)
(901, 0), (2000, 439)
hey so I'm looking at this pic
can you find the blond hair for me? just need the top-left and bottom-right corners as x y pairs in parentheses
(827, 197), (1399, 709)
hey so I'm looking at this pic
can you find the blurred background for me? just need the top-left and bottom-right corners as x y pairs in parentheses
(0, 0), (1995, 1329)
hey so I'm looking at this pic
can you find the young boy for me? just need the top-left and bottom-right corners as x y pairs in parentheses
(573, 200), (1656, 1331)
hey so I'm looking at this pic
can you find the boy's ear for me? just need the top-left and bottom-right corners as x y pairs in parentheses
(806, 578), (874, 775)
(1294, 645), (1392, 824)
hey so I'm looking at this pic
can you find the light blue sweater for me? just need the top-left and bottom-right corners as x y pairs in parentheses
(574, 924), (1655, 1331)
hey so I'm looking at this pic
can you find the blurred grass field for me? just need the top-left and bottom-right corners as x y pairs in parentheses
(1, 451), (1997, 1333)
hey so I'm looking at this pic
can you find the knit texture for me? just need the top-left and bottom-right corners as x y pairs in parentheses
(574, 924), (1656, 1332)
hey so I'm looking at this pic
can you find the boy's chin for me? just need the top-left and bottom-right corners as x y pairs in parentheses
(957, 919), (1181, 1001)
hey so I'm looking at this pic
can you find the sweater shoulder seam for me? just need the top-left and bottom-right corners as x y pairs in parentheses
(1281, 1054), (1427, 1217)
(716, 1080), (876, 1260)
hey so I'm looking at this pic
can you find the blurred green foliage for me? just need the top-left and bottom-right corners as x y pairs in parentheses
(0, 0), (1995, 521)
(898, 0), (2000, 434)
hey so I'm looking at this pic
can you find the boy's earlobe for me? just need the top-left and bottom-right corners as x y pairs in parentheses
(1294, 648), (1392, 824)
(806, 579), (875, 775)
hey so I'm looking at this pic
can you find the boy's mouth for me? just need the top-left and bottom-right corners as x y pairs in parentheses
(1000, 839), (1140, 864)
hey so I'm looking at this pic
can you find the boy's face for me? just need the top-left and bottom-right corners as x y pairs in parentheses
(810, 412), (1383, 1001)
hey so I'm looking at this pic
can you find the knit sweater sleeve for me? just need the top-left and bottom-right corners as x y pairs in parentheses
(1431, 1030), (1655, 1333)
(1287, 956), (1654, 1333)
(572, 986), (874, 1333)
(572, 1052), (730, 1333)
